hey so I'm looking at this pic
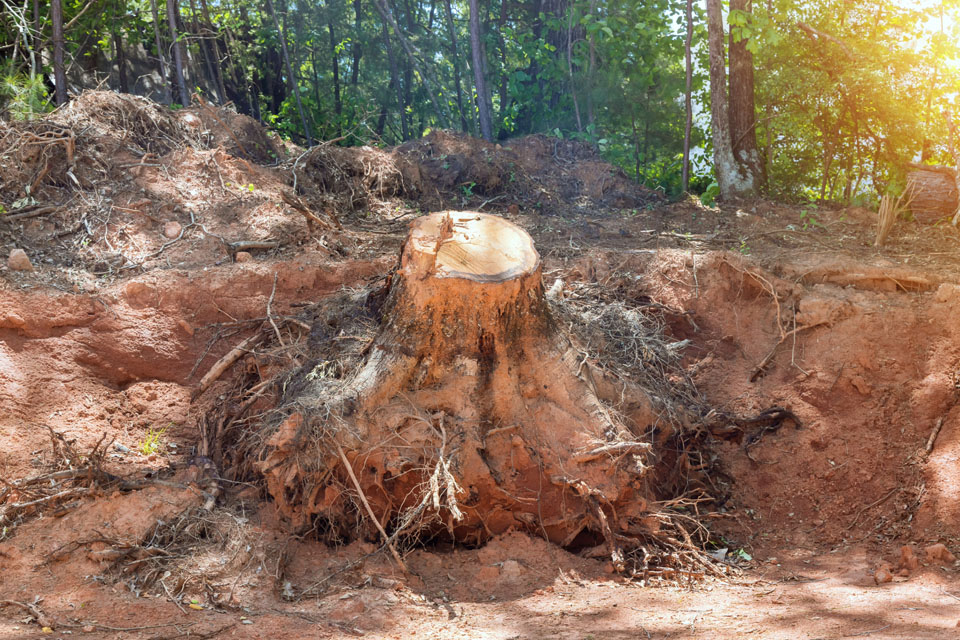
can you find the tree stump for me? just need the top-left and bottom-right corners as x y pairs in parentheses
(259, 211), (657, 552)
(907, 165), (959, 224)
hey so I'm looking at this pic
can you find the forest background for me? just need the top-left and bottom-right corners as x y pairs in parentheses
(2, 0), (959, 206)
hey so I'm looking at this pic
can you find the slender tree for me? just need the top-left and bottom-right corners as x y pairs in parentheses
(327, 3), (342, 134)
(380, 20), (407, 139)
(149, 0), (174, 103)
(682, 0), (693, 192)
(198, 0), (228, 103)
(264, 0), (313, 144)
(373, 0), (449, 128)
(50, 0), (67, 105)
(706, 0), (757, 199)
(468, 0), (493, 141)
(166, 0), (190, 105)
(33, 0), (43, 80)
(351, 0), (362, 86)
(443, 0), (470, 133)
(728, 0), (763, 185)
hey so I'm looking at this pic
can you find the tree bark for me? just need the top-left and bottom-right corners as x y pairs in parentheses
(50, 0), (68, 105)
(199, 0), (228, 104)
(728, 0), (763, 185)
(682, 0), (693, 192)
(264, 0), (313, 145)
(166, 0), (190, 105)
(149, 0), (174, 103)
(112, 23), (129, 93)
(351, 0), (362, 86)
(443, 0), (470, 133)
(706, 0), (756, 199)
(468, 0), (493, 141)
(327, 3), (342, 134)
(381, 20), (407, 139)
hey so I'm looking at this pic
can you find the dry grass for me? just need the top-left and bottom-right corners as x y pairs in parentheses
(876, 185), (917, 247)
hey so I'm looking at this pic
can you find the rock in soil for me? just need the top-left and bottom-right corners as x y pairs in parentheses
(925, 543), (957, 565)
(163, 220), (183, 238)
(7, 248), (34, 271)
(874, 563), (894, 584)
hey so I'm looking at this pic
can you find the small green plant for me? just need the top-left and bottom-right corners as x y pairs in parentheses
(737, 237), (751, 254)
(699, 181), (720, 207)
(799, 204), (823, 230)
(138, 426), (167, 456)
(0, 66), (50, 120)
(461, 181), (477, 199)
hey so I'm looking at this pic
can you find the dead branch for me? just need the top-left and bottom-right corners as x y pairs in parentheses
(229, 240), (280, 252)
(335, 443), (409, 574)
(193, 333), (265, 399)
(0, 600), (54, 628)
(572, 441), (652, 464)
(750, 322), (826, 382)
(925, 416), (945, 455)
(280, 189), (341, 230)
(797, 22), (854, 60)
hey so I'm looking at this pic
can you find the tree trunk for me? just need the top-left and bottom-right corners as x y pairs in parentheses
(112, 24), (129, 93)
(327, 4), (342, 134)
(199, 0), (228, 104)
(496, 0), (510, 137)
(468, 0), (493, 141)
(351, 0), (362, 86)
(728, 0), (763, 186)
(381, 20), (407, 139)
(264, 0), (313, 145)
(566, 5), (583, 132)
(373, 0), (449, 128)
(50, 0), (68, 105)
(33, 0), (43, 81)
(149, 0), (174, 103)
(706, 0), (756, 199)
(259, 211), (660, 555)
(682, 0), (693, 192)
(443, 0), (470, 133)
(166, 0), (190, 105)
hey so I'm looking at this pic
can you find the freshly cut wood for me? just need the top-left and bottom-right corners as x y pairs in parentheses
(906, 164), (959, 224)
(258, 211), (662, 549)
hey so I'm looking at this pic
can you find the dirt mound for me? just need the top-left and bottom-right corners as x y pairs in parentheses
(0, 91), (340, 289)
(294, 130), (662, 219)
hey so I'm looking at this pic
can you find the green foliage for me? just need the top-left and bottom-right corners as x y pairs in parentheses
(5, 0), (957, 210)
(753, 0), (960, 204)
(138, 426), (167, 456)
(0, 66), (50, 120)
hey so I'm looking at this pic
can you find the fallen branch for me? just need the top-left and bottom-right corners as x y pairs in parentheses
(750, 322), (826, 382)
(925, 416), (944, 455)
(572, 441), (652, 463)
(280, 190), (341, 230)
(192, 333), (265, 399)
(3, 205), (60, 222)
(229, 240), (280, 252)
(0, 600), (54, 628)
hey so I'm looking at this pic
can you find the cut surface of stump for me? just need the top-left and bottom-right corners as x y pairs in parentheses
(259, 211), (659, 555)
